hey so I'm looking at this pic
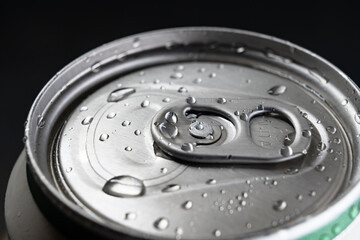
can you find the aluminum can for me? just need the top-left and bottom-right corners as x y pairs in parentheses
(5, 27), (360, 240)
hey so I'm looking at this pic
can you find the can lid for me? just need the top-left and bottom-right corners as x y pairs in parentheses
(25, 27), (360, 240)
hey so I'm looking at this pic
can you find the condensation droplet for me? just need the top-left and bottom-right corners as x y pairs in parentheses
(174, 65), (185, 72)
(134, 130), (141, 136)
(66, 167), (72, 173)
(91, 62), (101, 72)
(141, 100), (150, 108)
(123, 212), (137, 221)
(213, 229), (221, 237)
(99, 133), (109, 141)
(354, 113), (360, 124)
(296, 194), (303, 200)
(202, 193), (208, 198)
(315, 165), (326, 172)
(186, 96), (197, 104)
(285, 167), (299, 175)
(181, 143), (194, 152)
(217, 98), (227, 104)
(159, 122), (179, 139)
(107, 112), (116, 119)
(122, 120), (131, 127)
(302, 130), (311, 137)
(273, 200), (287, 211)
(341, 99), (348, 106)
(183, 201), (193, 210)
(207, 179), (216, 185)
(154, 217), (169, 230)
(198, 67), (206, 73)
(80, 106), (88, 112)
(209, 73), (216, 78)
(133, 38), (140, 48)
(317, 142), (327, 151)
(236, 47), (245, 53)
(163, 97), (171, 103)
(37, 115), (45, 128)
(281, 146), (293, 156)
(334, 138), (342, 144)
(234, 110), (240, 116)
(193, 78), (202, 84)
(103, 175), (145, 198)
(162, 184), (181, 193)
(125, 146), (132, 152)
(178, 87), (188, 93)
(82, 116), (93, 125)
(268, 85), (287, 96)
(108, 88), (136, 102)
(171, 72), (183, 79)
(309, 190), (316, 197)
(160, 167), (167, 174)
(326, 126), (337, 134)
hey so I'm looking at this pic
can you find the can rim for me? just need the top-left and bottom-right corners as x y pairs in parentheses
(24, 26), (360, 240)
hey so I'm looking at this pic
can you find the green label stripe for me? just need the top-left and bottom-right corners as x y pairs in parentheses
(299, 199), (360, 240)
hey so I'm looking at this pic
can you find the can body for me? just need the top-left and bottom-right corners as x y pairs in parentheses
(5, 27), (360, 240)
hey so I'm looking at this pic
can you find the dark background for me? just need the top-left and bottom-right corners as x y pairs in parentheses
(0, 3), (359, 237)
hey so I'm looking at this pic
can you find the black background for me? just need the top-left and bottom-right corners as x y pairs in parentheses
(0, 2), (359, 236)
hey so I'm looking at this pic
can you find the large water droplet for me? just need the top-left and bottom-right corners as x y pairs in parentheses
(162, 184), (181, 192)
(164, 111), (178, 124)
(159, 122), (178, 138)
(82, 116), (93, 125)
(154, 218), (169, 230)
(268, 85), (287, 96)
(273, 200), (287, 211)
(108, 88), (136, 102)
(103, 175), (145, 198)
(326, 126), (337, 134)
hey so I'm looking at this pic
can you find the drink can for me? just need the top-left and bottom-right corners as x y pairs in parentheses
(5, 27), (360, 240)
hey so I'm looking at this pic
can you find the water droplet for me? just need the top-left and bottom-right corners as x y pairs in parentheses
(319, 234), (331, 240)
(317, 142), (327, 151)
(246, 79), (251, 84)
(240, 112), (248, 121)
(159, 122), (179, 139)
(125, 146), (132, 151)
(193, 78), (202, 84)
(154, 217), (169, 230)
(37, 115), (45, 128)
(315, 165), (326, 172)
(66, 167), (72, 173)
(302, 130), (311, 137)
(91, 62), (101, 72)
(326, 126), (337, 134)
(125, 212), (137, 220)
(220, 189), (226, 194)
(134, 130), (141, 136)
(160, 167), (167, 174)
(164, 112), (178, 124)
(163, 97), (171, 103)
(178, 87), (188, 93)
(350, 206), (359, 219)
(280, 146), (293, 156)
(296, 194), (303, 200)
(271, 180), (278, 186)
(80, 106), (88, 112)
(103, 175), (145, 198)
(186, 96), (196, 104)
(354, 113), (360, 124)
(246, 223), (252, 229)
(171, 72), (183, 79)
(162, 184), (181, 192)
(332, 224), (341, 235)
(268, 85), (287, 96)
(99, 133), (109, 141)
(341, 99), (348, 106)
(107, 112), (116, 119)
(181, 143), (194, 152)
(153, 79), (160, 84)
(108, 88), (136, 102)
(213, 229), (221, 237)
(218, 64), (224, 69)
(273, 200), (287, 211)
(183, 201), (193, 210)
(334, 138), (341, 144)
(209, 73), (216, 78)
(175, 227), (184, 238)
(133, 38), (140, 48)
(240, 200), (247, 206)
(122, 120), (131, 126)
(140, 100), (150, 108)
(285, 167), (299, 175)
(198, 67), (206, 73)
(217, 98), (227, 104)
(236, 47), (245, 53)
(22, 136), (28, 143)
(174, 65), (185, 72)
(311, 99), (317, 104)
(309, 190), (316, 197)
(207, 179), (216, 184)
(234, 110), (240, 116)
(327, 177), (332, 182)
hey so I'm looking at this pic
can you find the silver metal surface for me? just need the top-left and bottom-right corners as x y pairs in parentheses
(23, 27), (360, 239)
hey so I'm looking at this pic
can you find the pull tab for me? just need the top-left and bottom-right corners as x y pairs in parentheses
(151, 98), (311, 164)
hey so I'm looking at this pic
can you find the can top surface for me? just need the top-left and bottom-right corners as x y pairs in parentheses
(24, 27), (360, 240)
